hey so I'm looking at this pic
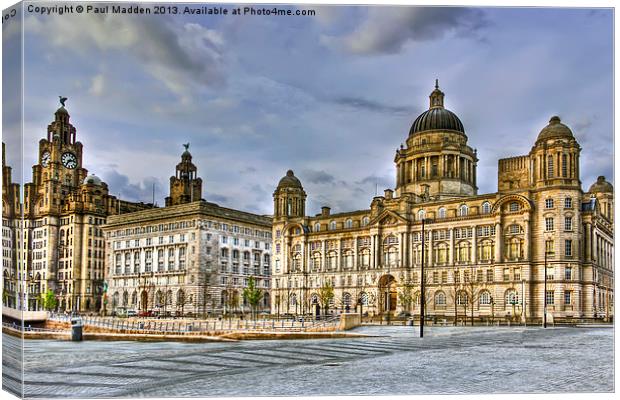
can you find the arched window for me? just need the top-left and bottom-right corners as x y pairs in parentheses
(435, 291), (446, 305)
(345, 219), (353, 229)
(343, 293), (352, 308)
(359, 292), (368, 306)
(547, 155), (554, 177)
(343, 250), (354, 269)
(505, 290), (518, 307)
(438, 207), (446, 219)
(290, 293), (297, 306)
(314, 223), (320, 232)
(311, 252), (322, 271)
(509, 202), (520, 212)
(479, 291), (491, 305)
(329, 221), (337, 230)
(481, 202), (491, 214)
(232, 250), (239, 259)
(457, 291), (468, 305)
(359, 248), (370, 267)
(362, 217), (370, 226)
(418, 210), (426, 220)
(458, 204), (468, 217)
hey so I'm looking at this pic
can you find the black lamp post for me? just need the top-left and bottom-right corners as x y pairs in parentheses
(543, 246), (548, 329)
(420, 217), (432, 338)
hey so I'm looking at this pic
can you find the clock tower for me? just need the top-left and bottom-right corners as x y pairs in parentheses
(28, 99), (88, 217)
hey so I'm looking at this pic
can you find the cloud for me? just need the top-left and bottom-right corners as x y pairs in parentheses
(89, 74), (105, 96)
(323, 7), (488, 55)
(208, 193), (230, 204)
(302, 169), (336, 185)
(333, 96), (413, 115)
(26, 14), (226, 99)
(99, 169), (164, 205)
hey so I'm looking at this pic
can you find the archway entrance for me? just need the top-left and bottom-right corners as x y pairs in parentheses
(378, 275), (397, 315)
(140, 290), (148, 312)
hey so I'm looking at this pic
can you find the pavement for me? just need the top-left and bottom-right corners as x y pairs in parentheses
(2, 325), (614, 398)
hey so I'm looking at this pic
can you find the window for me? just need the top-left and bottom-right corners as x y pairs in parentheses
(514, 268), (521, 281)
(561, 154), (568, 177)
(432, 272), (438, 284)
(345, 219), (353, 229)
(481, 202), (491, 214)
(509, 202), (519, 212)
(565, 266), (572, 280)
(509, 224), (521, 234)
(546, 267), (554, 280)
(545, 239), (554, 255)
(564, 240), (572, 257)
(564, 216), (572, 231)
(546, 290), (554, 305)
(453, 270), (460, 283)
(457, 292), (468, 305)
(503, 268), (510, 281)
(545, 198), (554, 209)
(479, 291), (491, 305)
(564, 291), (571, 305)
(435, 292), (446, 305)
(564, 197), (572, 209)
(547, 156), (554, 177)
(441, 271), (447, 284)
(545, 217), (554, 231)
(486, 269), (494, 282)
(418, 210), (426, 220)
(506, 291), (518, 305)
(458, 205), (468, 217)
(362, 217), (370, 226)
(438, 208), (446, 219)
(329, 221), (336, 230)
(476, 269), (483, 282)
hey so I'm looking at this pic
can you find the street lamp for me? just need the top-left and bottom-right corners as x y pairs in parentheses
(420, 217), (433, 338)
(543, 243), (548, 329)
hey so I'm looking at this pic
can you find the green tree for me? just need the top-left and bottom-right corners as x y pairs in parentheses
(39, 289), (58, 311)
(318, 281), (335, 316)
(243, 277), (263, 320)
(398, 280), (416, 315)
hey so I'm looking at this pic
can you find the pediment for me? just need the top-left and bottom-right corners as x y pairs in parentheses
(370, 209), (409, 227)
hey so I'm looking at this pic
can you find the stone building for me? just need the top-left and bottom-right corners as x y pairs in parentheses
(103, 147), (272, 317)
(1, 101), (151, 312)
(271, 82), (614, 323)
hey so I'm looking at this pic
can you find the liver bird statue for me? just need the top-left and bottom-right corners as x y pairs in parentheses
(183, 142), (190, 151)
(59, 96), (68, 107)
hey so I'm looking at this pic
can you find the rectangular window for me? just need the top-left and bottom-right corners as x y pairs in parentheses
(546, 290), (555, 305)
(514, 268), (521, 281)
(486, 269), (494, 282)
(503, 268), (510, 281)
(546, 267), (554, 280)
(545, 199), (554, 209)
(565, 240), (572, 257)
(221, 236), (228, 244)
(545, 239), (554, 255)
(545, 217), (554, 231)
(432, 272), (438, 284)
(463, 270), (470, 283)
(454, 271), (460, 283)
(564, 216), (572, 231)
(441, 271), (447, 284)
(564, 291), (571, 305)
(564, 197), (572, 209)
(476, 269), (483, 282)
(565, 266), (572, 280)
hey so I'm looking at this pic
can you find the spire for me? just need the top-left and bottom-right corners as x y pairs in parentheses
(429, 79), (444, 109)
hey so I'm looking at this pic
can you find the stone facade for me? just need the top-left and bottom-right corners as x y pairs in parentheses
(103, 149), (272, 317)
(271, 83), (614, 323)
(2, 103), (151, 312)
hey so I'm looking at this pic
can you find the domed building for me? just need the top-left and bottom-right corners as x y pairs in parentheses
(272, 81), (614, 324)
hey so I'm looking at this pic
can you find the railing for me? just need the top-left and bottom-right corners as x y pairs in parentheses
(47, 312), (340, 334)
(2, 322), (66, 333)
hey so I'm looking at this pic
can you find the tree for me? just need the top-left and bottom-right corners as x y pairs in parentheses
(176, 290), (186, 317)
(39, 289), (57, 311)
(462, 272), (482, 326)
(317, 280), (334, 316)
(243, 277), (263, 321)
(398, 280), (416, 315)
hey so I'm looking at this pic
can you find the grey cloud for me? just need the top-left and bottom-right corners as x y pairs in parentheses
(26, 13), (225, 98)
(208, 193), (230, 204)
(240, 166), (257, 174)
(355, 174), (393, 190)
(302, 169), (336, 185)
(99, 169), (164, 205)
(324, 7), (488, 55)
(333, 96), (413, 115)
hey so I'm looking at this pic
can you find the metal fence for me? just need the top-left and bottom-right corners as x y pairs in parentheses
(48, 313), (340, 334)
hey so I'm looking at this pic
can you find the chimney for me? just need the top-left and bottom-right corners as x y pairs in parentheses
(384, 189), (393, 199)
(321, 206), (331, 217)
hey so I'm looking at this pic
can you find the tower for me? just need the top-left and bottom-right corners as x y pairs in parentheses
(273, 170), (306, 222)
(395, 80), (478, 200)
(165, 144), (203, 206)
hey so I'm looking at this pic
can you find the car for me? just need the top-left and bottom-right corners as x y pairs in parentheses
(126, 310), (138, 318)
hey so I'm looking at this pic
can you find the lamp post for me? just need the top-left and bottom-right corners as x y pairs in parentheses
(420, 217), (432, 338)
(522, 279), (526, 326)
(543, 245), (548, 329)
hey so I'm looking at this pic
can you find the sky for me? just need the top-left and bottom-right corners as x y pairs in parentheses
(2, 3), (614, 216)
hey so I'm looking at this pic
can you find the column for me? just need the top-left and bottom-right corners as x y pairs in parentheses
(524, 217), (531, 260)
(472, 225), (477, 264)
(321, 240), (326, 272)
(399, 232), (405, 267)
(429, 229), (434, 267)
(370, 236), (376, 269)
(448, 228), (454, 264)
(337, 240), (342, 272)
(354, 236), (359, 271)
(494, 222), (502, 263)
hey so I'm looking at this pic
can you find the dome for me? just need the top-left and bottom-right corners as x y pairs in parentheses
(409, 107), (465, 136)
(588, 176), (613, 194)
(55, 106), (69, 115)
(84, 174), (103, 186)
(277, 170), (302, 189)
(409, 80), (465, 136)
(536, 116), (574, 142)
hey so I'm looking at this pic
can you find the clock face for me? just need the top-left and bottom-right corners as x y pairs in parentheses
(61, 152), (78, 169)
(41, 151), (51, 167)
